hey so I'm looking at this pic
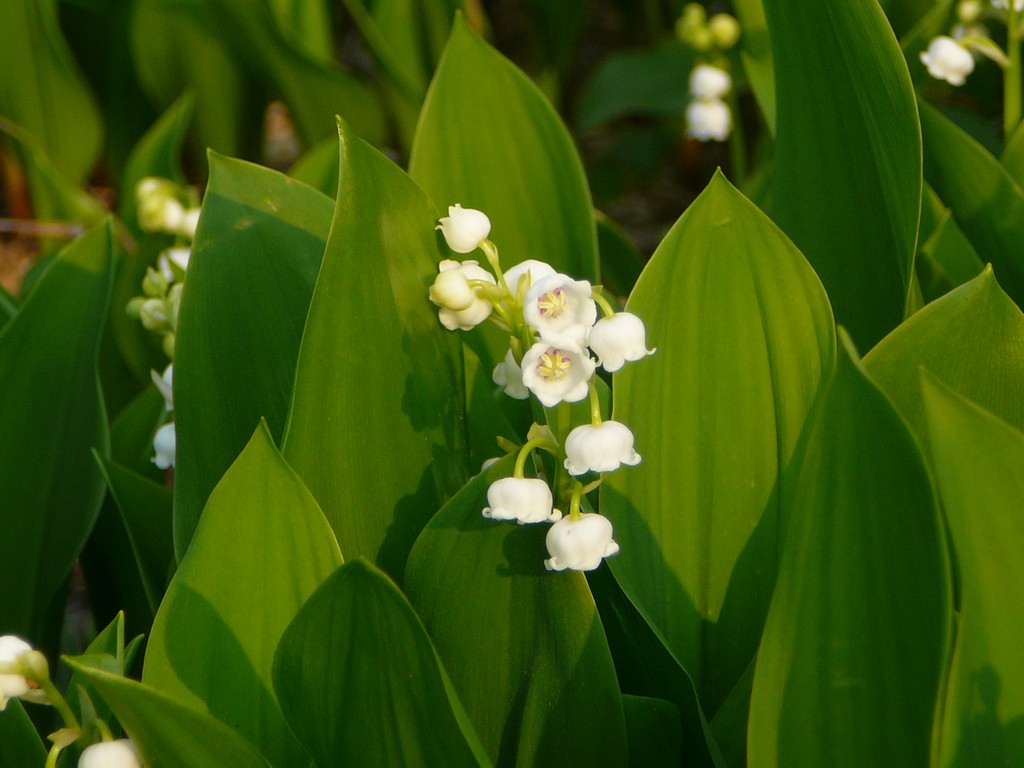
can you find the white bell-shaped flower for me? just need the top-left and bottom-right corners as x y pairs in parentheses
(492, 349), (529, 399)
(689, 64), (732, 99)
(520, 342), (596, 407)
(79, 739), (142, 768)
(180, 207), (201, 239)
(544, 513), (620, 571)
(483, 477), (562, 524)
(564, 421), (642, 476)
(152, 422), (176, 470)
(431, 260), (496, 331)
(157, 247), (191, 282)
(993, 0), (1024, 11)
(523, 273), (598, 348)
(0, 635), (33, 710)
(588, 312), (656, 372)
(151, 364), (173, 411)
(920, 36), (974, 86)
(686, 98), (732, 141)
(503, 259), (556, 296)
(437, 204), (491, 254)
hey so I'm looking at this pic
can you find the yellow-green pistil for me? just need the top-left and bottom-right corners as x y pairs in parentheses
(538, 348), (573, 381)
(537, 287), (568, 317)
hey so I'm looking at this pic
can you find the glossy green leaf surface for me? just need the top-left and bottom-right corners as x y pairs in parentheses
(746, 334), (951, 767)
(0, 222), (112, 637)
(405, 458), (629, 768)
(173, 153), (330, 557)
(920, 100), (1024, 306)
(273, 560), (490, 768)
(66, 658), (271, 768)
(283, 120), (467, 580)
(924, 378), (1024, 766)
(603, 172), (834, 716)
(144, 423), (341, 768)
(1001, 118), (1024, 185)
(765, 0), (921, 348)
(864, 267), (1024, 440)
(0, 701), (44, 768)
(409, 15), (597, 281)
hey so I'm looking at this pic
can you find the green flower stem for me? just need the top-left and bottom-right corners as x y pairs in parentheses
(1007, 4), (1022, 136)
(96, 719), (114, 742)
(593, 291), (617, 319)
(588, 379), (603, 425)
(514, 437), (559, 477)
(568, 480), (584, 520)
(44, 744), (62, 768)
(479, 239), (511, 295)
(36, 676), (80, 732)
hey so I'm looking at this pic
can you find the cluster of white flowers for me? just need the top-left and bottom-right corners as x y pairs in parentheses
(686, 64), (733, 142)
(431, 205), (656, 572)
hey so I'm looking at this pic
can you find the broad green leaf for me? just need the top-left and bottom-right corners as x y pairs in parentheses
(732, 0), (775, 132)
(274, 560), (490, 768)
(746, 333), (951, 767)
(920, 100), (1024, 306)
(0, 0), (102, 184)
(143, 423), (341, 768)
(405, 458), (629, 768)
(622, 695), (682, 768)
(267, 0), (333, 62)
(65, 658), (271, 768)
(283, 119), (467, 580)
(863, 267), (1024, 441)
(0, 222), (112, 637)
(765, 0), (921, 349)
(410, 14), (597, 281)
(923, 377), (1024, 766)
(1002, 117), (1024, 185)
(916, 210), (984, 302)
(0, 701), (45, 768)
(173, 153), (330, 557)
(603, 172), (834, 717)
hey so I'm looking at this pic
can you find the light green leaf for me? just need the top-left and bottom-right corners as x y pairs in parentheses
(173, 152), (330, 557)
(746, 333), (951, 767)
(923, 376), (1024, 766)
(405, 458), (629, 768)
(410, 14), (597, 281)
(920, 100), (1024, 307)
(603, 171), (834, 718)
(143, 422), (341, 768)
(765, 0), (921, 349)
(283, 119), (468, 580)
(65, 658), (271, 768)
(273, 559), (491, 768)
(863, 267), (1024, 440)
(0, 222), (112, 637)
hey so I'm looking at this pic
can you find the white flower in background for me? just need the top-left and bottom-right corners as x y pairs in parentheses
(993, 0), (1024, 11)
(520, 342), (596, 407)
(686, 99), (732, 141)
(503, 259), (556, 297)
(588, 312), (656, 372)
(523, 273), (598, 348)
(151, 364), (174, 411)
(430, 260), (496, 331)
(483, 477), (562, 524)
(79, 739), (142, 768)
(152, 422), (176, 470)
(180, 208), (201, 239)
(138, 298), (168, 332)
(157, 247), (191, 282)
(920, 36), (975, 85)
(564, 421), (642, 476)
(437, 204), (491, 254)
(0, 636), (33, 710)
(689, 64), (732, 99)
(544, 513), (620, 571)
(492, 349), (529, 399)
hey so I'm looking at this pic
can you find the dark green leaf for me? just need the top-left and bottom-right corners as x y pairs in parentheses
(0, 701), (45, 768)
(273, 560), (490, 768)
(622, 695), (682, 768)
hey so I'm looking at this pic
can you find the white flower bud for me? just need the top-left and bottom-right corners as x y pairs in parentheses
(545, 513), (620, 571)
(151, 364), (173, 411)
(588, 312), (656, 372)
(139, 299), (168, 332)
(437, 204), (491, 254)
(0, 636), (33, 710)
(689, 64), (732, 99)
(563, 421), (642, 476)
(152, 422), (176, 470)
(492, 349), (529, 399)
(709, 14), (741, 49)
(157, 247), (191, 282)
(523, 273), (598, 348)
(502, 259), (556, 297)
(686, 99), (732, 142)
(79, 739), (141, 768)
(920, 36), (975, 86)
(520, 342), (596, 407)
(179, 207), (201, 239)
(483, 477), (562, 524)
(431, 260), (495, 330)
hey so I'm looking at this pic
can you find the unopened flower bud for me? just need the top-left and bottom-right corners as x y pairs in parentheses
(588, 312), (656, 372)
(689, 64), (732, 100)
(545, 513), (620, 571)
(142, 267), (168, 298)
(0, 636), (34, 710)
(483, 477), (562, 524)
(157, 247), (191, 282)
(139, 299), (168, 331)
(437, 204), (491, 254)
(179, 208), (201, 239)
(957, 0), (983, 21)
(920, 36), (974, 86)
(709, 14), (741, 48)
(686, 99), (732, 142)
(79, 739), (142, 768)
(564, 421), (642, 476)
(152, 422), (176, 470)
